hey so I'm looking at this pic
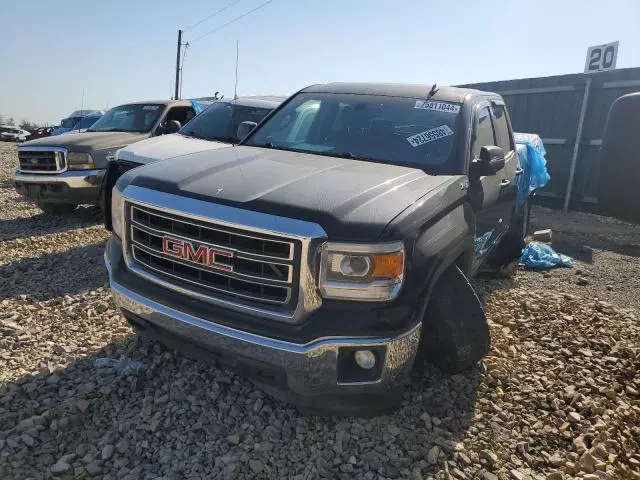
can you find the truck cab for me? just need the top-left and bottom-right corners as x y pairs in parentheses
(13, 100), (195, 214)
(104, 83), (525, 415)
(51, 109), (104, 136)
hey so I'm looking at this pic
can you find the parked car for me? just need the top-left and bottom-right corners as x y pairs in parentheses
(0, 126), (31, 142)
(101, 97), (283, 228)
(104, 83), (526, 415)
(26, 126), (55, 140)
(12, 100), (196, 214)
(51, 110), (104, 136)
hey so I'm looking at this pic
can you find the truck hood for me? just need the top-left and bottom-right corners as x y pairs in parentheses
(117, 134), (231, 165)
(20, 131), (149, 167)
(21, 131), (146, 150)
(126, 146), (461, 240)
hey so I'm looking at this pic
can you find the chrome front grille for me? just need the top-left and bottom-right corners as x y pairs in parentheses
(127, 203), (299, 307)
(18, 149), (66, 173)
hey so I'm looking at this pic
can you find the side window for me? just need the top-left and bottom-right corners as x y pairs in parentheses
(164, 106), (195, 126)
(491, 104), (512, 151)
(472, 106), (496, 159)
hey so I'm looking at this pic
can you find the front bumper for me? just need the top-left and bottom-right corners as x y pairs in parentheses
(104, 240), (421, 415)
(13, 169), (105, 204)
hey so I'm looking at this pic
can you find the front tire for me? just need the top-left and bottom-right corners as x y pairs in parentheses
(420, 265), (490, 373)
(37, 202), (78, 215)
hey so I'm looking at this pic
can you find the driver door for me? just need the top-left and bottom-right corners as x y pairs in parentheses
(468, 103), (509, 263)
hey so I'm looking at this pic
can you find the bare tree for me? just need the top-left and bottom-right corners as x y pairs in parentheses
(7, 117), (15, 126)
(0, 114), (4, 125)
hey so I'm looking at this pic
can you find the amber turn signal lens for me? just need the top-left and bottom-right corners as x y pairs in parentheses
(371, 252), (404, 279)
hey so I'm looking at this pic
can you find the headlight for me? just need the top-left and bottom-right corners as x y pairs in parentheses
(106, 148), (122, 163)
(319, 241), (404, 301)
(67, 152), (96, 169)
(111, 187), (125, 240)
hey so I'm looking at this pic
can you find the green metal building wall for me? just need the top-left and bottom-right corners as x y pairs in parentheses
(460, 67), (640, 210)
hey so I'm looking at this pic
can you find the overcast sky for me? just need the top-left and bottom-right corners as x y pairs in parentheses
(1, 0), (639, 125)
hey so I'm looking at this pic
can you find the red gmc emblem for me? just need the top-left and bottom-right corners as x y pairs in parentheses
(162, 236), (233, 272)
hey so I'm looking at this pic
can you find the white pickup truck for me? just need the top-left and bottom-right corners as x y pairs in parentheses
(102, 97), (283, 229)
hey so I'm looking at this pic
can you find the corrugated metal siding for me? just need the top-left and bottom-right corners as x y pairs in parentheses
(459, 67), (640, 207)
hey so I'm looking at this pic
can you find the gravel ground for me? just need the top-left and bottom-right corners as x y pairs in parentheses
(1, 141), (639, 480)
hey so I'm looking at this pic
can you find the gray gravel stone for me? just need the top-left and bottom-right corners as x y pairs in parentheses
(249, 459), (264, 474)
(101, 444), (114, 460)
(50, 460), (71, 475)
(85, 462), (102, 476)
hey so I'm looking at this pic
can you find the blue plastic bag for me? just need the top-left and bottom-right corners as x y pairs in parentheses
(519, 242), (572, 269)
(514, 133), (551, 208)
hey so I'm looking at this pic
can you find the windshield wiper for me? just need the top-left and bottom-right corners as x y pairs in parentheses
(89, 128), (126, 132)
(333, 151), (372, 161)
(215, 136), (238, 144)
(181, 131), (204, 139)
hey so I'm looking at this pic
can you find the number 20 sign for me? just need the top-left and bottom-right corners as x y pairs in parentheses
(584, 41), (619, 73)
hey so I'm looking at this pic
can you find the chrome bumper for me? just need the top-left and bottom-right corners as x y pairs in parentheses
(12, 169), (105, 189)
(105, 251), (421, 397)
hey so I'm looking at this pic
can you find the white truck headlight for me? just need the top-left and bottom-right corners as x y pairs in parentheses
(106, 148), (122, 163)
(67, 152), (96, 169)
(319, 241), (404, 301)
(111, 187), (125, 240)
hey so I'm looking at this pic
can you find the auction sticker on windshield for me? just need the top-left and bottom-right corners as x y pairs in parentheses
(406, 125), (454, 147)
(414, 100), (461, 113)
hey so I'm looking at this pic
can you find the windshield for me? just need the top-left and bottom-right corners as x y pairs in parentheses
(88, 104), (163, 133)
(78, 115), (100, 129)
(60, 117), (81, 129)
(244, 92), (462, 173)
(180, 101), (273, 142)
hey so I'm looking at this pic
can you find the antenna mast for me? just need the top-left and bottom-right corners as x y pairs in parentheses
(234, 40), (239, 100)
(79, 88), (85, 132)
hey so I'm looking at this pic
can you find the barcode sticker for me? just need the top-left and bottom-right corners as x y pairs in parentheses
(406, 125), (454, 147)
(414, 100), (461, 113)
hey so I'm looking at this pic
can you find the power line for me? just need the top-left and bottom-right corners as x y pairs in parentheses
(183, 0), (243, 31)
(189, 0), (274, 43)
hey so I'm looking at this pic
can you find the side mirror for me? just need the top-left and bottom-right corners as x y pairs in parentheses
(472, 146), (505, 176)
(163, 120), (181, 135)
(236, 121), (257, 141)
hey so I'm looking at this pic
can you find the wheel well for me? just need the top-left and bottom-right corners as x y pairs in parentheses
(454, 248), (473, 276)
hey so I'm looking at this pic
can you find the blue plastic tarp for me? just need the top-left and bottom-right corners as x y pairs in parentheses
(514, 132), (551, 208)
(519, 242), (572, 269)
(191, 99), (214, 115)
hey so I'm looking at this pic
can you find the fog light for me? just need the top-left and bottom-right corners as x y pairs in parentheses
(354, 350), (376, 370)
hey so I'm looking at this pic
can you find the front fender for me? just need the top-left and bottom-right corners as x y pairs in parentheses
(380, 176), (476, 318)
(411, 203), (476, 318)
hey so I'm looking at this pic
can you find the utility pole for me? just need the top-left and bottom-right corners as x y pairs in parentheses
(174, 29), (183, 100)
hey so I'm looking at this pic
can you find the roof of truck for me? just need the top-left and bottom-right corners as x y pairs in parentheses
(219, 97), (284, 109)
(301, 82), (497, 103)
(119, 100), (193, 107)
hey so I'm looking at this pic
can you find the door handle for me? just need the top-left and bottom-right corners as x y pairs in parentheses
(500, 179), (511, 187)
(515, 167), (524, 176)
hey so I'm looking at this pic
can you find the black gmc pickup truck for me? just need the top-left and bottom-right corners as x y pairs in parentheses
(104, 83), (527, 415)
